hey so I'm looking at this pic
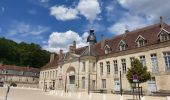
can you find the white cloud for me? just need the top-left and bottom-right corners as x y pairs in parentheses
(50, 5), (79, 21)
(108, 13), (150, 35)
(77, 0), (101, 23)
(117, 0), (170, 23)
(49, 0), (101, 22)
(40, 0), (49, 3)
(108, 0), (170, 35)
(8, 21), (50, 36)
(43, 30), (88, 52)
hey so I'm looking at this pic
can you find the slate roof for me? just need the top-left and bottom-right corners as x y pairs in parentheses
(0, 65), (39, 73)
(41, 23), (170, 70)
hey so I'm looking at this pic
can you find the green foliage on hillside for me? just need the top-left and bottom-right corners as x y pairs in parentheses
(0, 37), (51, 68)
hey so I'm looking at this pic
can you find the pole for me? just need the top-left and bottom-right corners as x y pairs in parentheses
(65, 74), (67, 92)
(138, 82), (140, 100)
(120, 69), (122, 96)
(5, 86), (10, 100)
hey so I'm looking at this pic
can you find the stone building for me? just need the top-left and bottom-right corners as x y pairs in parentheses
(0, 64), (39, 87)
(39, 18), (170, 93)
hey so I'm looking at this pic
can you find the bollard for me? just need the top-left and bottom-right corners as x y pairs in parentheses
(89, 93), (92, 100)
(141, 96), (145, 100)
(61, 91), (64, 96)
(55, 91), (58, 96)
(78, 92), (81, 99)
(102, 94), (106, 100)
(167, 96), (170, 100)
(68, 92), (71, 97)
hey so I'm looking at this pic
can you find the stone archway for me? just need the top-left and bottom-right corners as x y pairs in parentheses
(66, 66), (77, 92)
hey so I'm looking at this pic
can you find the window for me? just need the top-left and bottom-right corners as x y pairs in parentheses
(82, 62), (86, 72)
(100, 62), (103, 75)
(59, 79), (62, 88)
(121, 59), (126, 74)
(138, 39), (145, 47)
(105, 49), (109, 54)
(151, 54), (158, 73)
(130, 57), (135, 66)
(163, 52), (170, 70)
(136, 35), (146, 47)
(104, 45), (110, 54)
(120, 44), (126, 51)
(119, 40), (127, 51)
(140, 55), (146, 66)
(92, 80), (95, 90)
(92, 62), (96, 72)
(113, 60), (118, 75)
(106, 61), (110, 74)
(56, 70), (57, 77)
(160, 31), (170, 42)
(101, 79), (106, 89)
(82, 77), (85, 89)
(69, 75), (75, 84)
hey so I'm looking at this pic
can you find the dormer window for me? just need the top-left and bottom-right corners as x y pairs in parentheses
(160, 34), (169, 42)
(104, 44), (111, 54)
(135, 35), (146, 47)
(158, 29), (170, 42)
(119, 40), (127, 51)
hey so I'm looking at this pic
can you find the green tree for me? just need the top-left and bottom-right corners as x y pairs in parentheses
(126, 58), (151, 83)
(0, 37), (51, 68)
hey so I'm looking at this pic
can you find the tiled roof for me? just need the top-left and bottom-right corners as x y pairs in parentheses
(0, 65), (39, 73)
(41, 23), (170, 70)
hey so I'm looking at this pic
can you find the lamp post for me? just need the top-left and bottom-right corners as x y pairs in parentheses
(119, 67), (122, 96)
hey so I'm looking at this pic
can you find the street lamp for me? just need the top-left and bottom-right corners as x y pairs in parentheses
(119, 67), (122, 96)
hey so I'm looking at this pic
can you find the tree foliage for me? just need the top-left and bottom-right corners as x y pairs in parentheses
(126, 58), (151, 83)
(0, 37), (51, 68)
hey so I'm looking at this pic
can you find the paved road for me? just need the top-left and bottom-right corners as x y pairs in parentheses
(0, 87), (168, 100)
(0, 87), (79, 100)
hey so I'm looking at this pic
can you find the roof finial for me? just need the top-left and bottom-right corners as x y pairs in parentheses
(160, 16), (163, 28)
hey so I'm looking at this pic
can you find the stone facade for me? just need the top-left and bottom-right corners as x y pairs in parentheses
(0, 64), (39, 87)
(39, 20), (170, 93)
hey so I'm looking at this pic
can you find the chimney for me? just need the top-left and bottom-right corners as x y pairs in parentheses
(125, 30), (129, 33)
(59, 49), (63, 60)
(101, 34), (105, 49)
(50, 53), (55, 63)
(160, 16), (163, 28)
(69, 45), (75, 54)
(73, 41), (76, 49)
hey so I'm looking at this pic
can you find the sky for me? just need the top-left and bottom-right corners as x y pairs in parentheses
(0, 0), (170, 53)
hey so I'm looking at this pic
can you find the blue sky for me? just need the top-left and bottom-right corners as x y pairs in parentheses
(0, 0), (170, 52)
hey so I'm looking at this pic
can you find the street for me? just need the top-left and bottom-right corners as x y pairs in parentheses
(0, 87), (79, 100)
(0, 87), (168, 100)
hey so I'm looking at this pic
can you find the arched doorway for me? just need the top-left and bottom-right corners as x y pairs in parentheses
(66, 66), (77, 92)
